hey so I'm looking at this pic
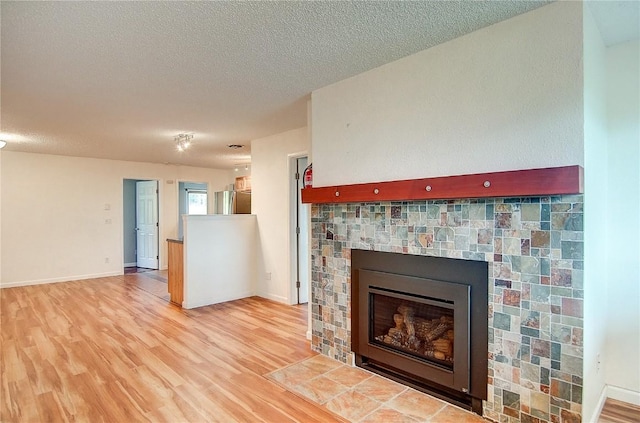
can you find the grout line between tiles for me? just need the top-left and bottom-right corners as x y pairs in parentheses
(267, 355), (481, 423)
(354, 402), (384, 423)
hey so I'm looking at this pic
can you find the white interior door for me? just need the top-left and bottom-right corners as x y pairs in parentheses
(136, 180), (159, 269)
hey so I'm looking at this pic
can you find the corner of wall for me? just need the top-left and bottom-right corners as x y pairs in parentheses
(604, 38), (640, 400)
(582, 4), (609, 421)
(251, 127), (310, 305)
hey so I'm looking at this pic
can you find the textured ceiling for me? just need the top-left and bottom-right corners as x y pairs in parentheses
(0, 1), (636, 169)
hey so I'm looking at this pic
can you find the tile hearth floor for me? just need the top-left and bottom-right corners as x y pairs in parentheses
(266, 354), (487, 423)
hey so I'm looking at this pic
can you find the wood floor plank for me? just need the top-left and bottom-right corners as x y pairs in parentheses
(34, 391), (66, 423)
(599, 398), (640, 423)
(1, 274), (343, 423)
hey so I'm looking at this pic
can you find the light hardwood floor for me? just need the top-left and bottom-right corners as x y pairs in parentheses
(599, 398), (640, 423)
(1, 274), (344, 422)
(2, 274), (639, 422)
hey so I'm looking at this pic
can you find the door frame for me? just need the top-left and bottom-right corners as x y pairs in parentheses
(121, 178), (162, 271)
(288, 153), (311, 313)
(288, 154), (312, 338)
(176, 180), (210, 239)
(136, 180), (160, 269)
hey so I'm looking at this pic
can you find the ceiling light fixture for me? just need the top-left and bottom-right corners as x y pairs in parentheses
(0, 140), (6, 149)
(175, 133), (194, 152)
(227, 144), (244, 149)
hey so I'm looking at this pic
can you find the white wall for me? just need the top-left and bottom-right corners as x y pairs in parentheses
(0, 151), (3, 283)
(0, 151), (231, 287)
(604, 39), (640, 404)
(251, 127), (309, 304)
(182, 215), (256, 309)
(582, 6), (609, 420)
(311, 1), (584, 187)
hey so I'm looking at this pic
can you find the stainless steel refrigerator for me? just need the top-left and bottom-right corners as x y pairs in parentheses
(214, 191), (251, 214)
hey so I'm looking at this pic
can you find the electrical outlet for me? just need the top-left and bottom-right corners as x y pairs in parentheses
(596, 353), (601, 371)
(265, 272), (271, 280)
(105, 257), (110, 264)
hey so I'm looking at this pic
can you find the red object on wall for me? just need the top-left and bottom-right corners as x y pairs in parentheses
(303, 163), (313, 188)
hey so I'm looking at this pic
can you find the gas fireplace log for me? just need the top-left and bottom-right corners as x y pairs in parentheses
(432, 338), (453, 356)
(377, 306), (456, 360)
(393, 313), (405, 331)
(416, 319), (452, 342)
(397, 305), (416, 336)
(393, 305), (453, 342)
(398, 306), (454, 343)
(425, 349), (447, 361)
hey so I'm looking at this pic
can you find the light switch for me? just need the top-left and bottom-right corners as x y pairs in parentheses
(104, 203), (111, 211)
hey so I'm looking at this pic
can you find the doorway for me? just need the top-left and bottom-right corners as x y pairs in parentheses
(177, 181), (208, 239)
(123, 179), (159, 270)
(290, 156), (309, 305)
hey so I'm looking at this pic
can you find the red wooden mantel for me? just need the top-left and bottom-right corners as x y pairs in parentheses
(301, 165), (583, 204)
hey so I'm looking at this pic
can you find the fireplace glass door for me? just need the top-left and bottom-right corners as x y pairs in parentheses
(371, 292), (455, 370)
(356, 269), (472, 394)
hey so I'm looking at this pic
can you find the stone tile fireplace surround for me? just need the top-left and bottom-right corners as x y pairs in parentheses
(310, 195), (584, 423)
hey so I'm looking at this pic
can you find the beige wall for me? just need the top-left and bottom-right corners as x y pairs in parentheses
(0, 151), (231, 286)
(311, 1), (584, 187)
(251, 127), (309, 304)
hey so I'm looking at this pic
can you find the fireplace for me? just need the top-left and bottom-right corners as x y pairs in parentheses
(310, 194), (585, 423)
(351, 249), (488, 414)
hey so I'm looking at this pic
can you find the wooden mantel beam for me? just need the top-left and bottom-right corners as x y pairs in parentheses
(301, 165), (583, 204)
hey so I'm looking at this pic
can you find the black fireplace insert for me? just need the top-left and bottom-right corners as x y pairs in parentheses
(351, 250), (488, 414)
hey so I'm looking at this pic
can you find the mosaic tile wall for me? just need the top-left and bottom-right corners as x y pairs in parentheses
(310, 195), (584, 423)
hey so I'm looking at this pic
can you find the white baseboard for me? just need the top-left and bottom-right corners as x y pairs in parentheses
(256, 291), (289, 304)
(183, 290), (255, 309)
(592, 386), (608, 423)
(607, 385), (640, 406)
(124, 262), (137, 267)
(0, 271), (123, 289)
